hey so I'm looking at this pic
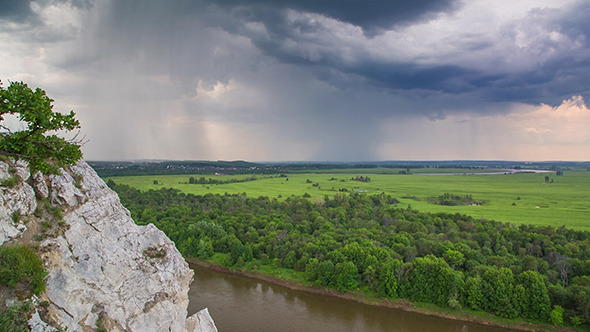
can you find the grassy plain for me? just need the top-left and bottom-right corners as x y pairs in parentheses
(107, 170), (590, 230)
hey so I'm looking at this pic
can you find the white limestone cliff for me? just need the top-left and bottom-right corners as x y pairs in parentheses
(0, 159), (216, 332)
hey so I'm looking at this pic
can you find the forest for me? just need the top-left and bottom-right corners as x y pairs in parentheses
(109, 180), (590, 327)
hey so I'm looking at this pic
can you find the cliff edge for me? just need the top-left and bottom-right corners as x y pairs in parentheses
(0, 159), (216, 332)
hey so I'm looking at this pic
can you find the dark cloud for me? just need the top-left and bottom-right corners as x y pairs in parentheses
(214, 0), (590, 107)
(0, 0), (36, 23)
(3, 0), (589, 161)
(479, 0), (590, 104)
(475, 54), (589, 105)
(49, 0), (588, 108)
(213, 0), (460, 36)
(0, 0), (93, 24)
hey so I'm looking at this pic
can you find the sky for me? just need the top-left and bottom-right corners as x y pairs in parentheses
(1, 0), (589, 161)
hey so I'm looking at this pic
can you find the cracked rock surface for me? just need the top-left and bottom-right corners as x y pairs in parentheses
(0, 160), (36, 245)
(0, 160), (216, 332)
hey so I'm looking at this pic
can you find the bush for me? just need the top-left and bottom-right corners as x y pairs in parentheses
(549, 305), (564, 326)
(0, 175), (19, 188)
(570, 315), (583, 327)
(0, 245), (47, 295)
(0, 300), (34, 332)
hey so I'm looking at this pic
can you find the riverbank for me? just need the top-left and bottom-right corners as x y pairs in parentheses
(187, 258), (571, 332)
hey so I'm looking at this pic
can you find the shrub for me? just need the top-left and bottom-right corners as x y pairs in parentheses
(570, 315), (583, 327)
(143, 246), (166, 259)
(11, 211), (21, 223)
(0, 175), (19, 188)
(549, 305), (564, 326)
(0, 245), (47, 295)
(0, 300), (34, 332)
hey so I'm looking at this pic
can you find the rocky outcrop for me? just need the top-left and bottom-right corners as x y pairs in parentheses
(0, 160), (37, 245)
(0, 159), (216, 332)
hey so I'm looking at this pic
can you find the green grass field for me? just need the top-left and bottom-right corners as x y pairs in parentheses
(107, 171), (590, 230)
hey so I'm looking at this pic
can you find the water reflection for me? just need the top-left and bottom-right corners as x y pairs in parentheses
(188, 265), (511, 332)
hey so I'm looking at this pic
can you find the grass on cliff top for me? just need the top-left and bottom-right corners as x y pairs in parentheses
(0, 300), (34, 332)
(106, 170), (590, 231)
(0, 245), (47, 296)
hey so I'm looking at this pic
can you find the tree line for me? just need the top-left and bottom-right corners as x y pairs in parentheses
(185, 175), (274, 185)
(109, 180), (590, 327)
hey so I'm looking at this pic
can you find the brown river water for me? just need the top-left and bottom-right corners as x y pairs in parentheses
(187, 264), (513, 332)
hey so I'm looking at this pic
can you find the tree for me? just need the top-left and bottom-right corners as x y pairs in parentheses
(197, 237), (214, 259)
(317, 260), (336, 287)
(336, 261), (358, 291)
(379, 259), (403, 298)
(444, 248), (465, 269)
(401, 255), (463, 307)
(555, 255), (571, 287)
(363, 265), (377, 290)
(0, 80), (82, 174)
(518, 271), (551, 320)
(464, 276), (483, 310)
(481, 267), (518, 318)
(305, 258), (320, 282)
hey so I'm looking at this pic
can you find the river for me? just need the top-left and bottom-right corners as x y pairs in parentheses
(187, 264), (513, 332)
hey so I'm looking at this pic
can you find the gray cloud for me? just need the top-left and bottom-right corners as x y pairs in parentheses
(1, 0), (588, 161)
(32, 0), (588, 108)
(0, 0), (37, 23)
(204, 0), (590, 107)
(0, 0), (93, 24)
(211, 0), (460, 36)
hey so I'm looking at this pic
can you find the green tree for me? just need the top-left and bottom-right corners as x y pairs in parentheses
(379, 259), (402, 298)
(444, 249), (465, 269)
(242, 244), (254, 262)
(283, 251), (297, 268)
(481, 267), (518, 318)
(227, 235), (244, 266)
(517, 271), (551, 320)
(318, 260), (336, 287)
(0, 80), (82, 174)
(363, 265), (377, 290)
(464, 276), (483, 310)
(401, 255), (463, 307)
(336, 261), (358, 291)
(305, 258), (320, 282)
(197, 237), (214, 259)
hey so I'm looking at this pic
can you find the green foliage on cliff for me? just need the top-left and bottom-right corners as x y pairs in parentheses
(0, 80), (82, 174)
(0, 245), (47, 295)
(0, 300), (34, 332)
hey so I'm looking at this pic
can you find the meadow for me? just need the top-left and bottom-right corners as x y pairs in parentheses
(106, 170), (590, 230)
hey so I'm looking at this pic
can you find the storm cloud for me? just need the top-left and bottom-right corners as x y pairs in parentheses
(1, 0), (588, 161)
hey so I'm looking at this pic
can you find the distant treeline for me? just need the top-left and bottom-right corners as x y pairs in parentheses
(428, 193), (486, 206)
(351, 175), (371, 182)
(90, 160), (272, 177)
(89, 160), (588, 177)
(111, 180), (590, 327)
(184, 175), (280, 185)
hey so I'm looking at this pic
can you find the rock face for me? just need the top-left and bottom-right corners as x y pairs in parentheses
(0, 160), (37, 245)
(0, 160), (216, 332)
